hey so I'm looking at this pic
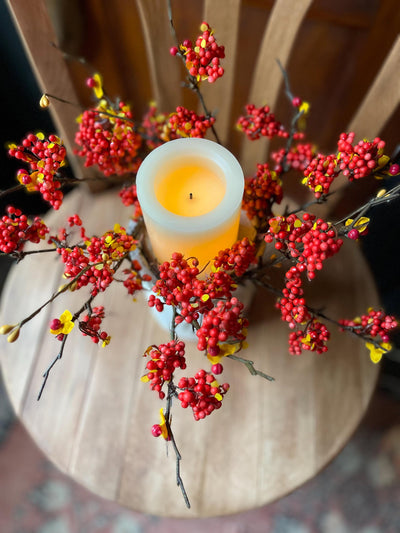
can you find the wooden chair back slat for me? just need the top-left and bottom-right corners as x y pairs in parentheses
(347, 34), (400, 140)
(6, 1), (400, 179)
(240, 0), (313, 173)
(7, 0), (98, 182)
(135, 0), (182, 113)
(200, 0), (242, 145)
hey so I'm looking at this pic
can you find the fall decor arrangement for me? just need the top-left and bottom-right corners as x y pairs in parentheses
(1, 6), (398, 508)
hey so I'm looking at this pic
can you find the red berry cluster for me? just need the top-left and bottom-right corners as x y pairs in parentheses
(302, 153), (338, 199)
(299, 219), (343, 280)
(173, 22), (225, 83)
(267, 214), (344, 280)
(149, 253), (236, 324)
(142, 341), (187, 399)
(213, 237), (257, 277)
(123, 263), (152, 296)
(67, 214), (83, 228)
(9, 133), (66, 209)
(389, 163), (400, 175)
(288, 319), (330, 355)
(75, 102), (142, 176)
(119, 184), (142, 220)
(57, 225), (136, 296)
(278, 266), (310, 329)
(168, 106), (215, 138)
(0, 206), (49, 254)
(237, 104), (289, 141)
(242, 163), (283, 222)
(202, 270), (235, 301)
(141, 103), (172, 148)
(266, 213), (343, 347)
(196, 297), (248, 356)
(177, 370), (229, 420)
(265, 213), (315, 252)
(339, 308), (397, 344)
(79, 306), (110, 345)
(303, 133), (388, 199)
(271, 142), (316, 173)
(337, 132), (385, 180)
(149, 253), (202, 316)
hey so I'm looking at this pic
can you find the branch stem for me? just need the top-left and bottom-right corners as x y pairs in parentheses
(228, 353), (275, 381)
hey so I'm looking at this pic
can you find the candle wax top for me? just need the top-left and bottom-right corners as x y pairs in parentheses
(155, 164), (226, 217)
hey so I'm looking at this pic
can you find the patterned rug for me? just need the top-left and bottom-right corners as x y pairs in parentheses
(1, 367), (399, 533)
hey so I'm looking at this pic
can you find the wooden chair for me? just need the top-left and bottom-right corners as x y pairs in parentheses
(1, 0), (399, 517)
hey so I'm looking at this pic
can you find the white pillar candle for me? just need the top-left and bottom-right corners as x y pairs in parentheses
(136, 138), (244, 269)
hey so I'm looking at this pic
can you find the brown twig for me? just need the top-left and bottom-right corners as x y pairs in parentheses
(228, 353), (275, 381)
(37, 293), (96, 400)
(0, 183), (25, 199)
(164, 382), (190, 509)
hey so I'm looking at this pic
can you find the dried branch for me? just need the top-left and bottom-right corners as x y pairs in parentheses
(164, 382), (190, 508)
(228, 353), (275, 381)
(37, 334), (68, 400)
(37, 293), (96, 400)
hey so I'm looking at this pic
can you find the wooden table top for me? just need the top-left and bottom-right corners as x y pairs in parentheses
(0, 187), (379, 517)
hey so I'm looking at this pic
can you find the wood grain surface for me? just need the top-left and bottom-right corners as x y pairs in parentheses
(0, 187), (380, 517)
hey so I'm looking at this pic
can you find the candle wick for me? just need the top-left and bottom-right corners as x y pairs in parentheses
(189, 193), (193, 200)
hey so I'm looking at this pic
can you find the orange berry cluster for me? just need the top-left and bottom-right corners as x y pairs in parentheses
(213, 237), (257, 277)
(242, 163), (283, 222)
(0, 206), (49, 254)
(9, 133), (66, 209)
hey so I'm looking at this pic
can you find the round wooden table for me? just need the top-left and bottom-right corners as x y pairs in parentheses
(0, 188), (379, 517)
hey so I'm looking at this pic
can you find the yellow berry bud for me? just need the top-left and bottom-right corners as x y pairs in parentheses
(57, 284), (68, 293)
(377, 189), (386, 198)
(7, 326), (20, 343)
(40, 94), (50, 108)
(0, 324), (17, 335)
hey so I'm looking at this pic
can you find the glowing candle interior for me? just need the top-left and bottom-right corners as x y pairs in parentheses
(136, 138), (244, 269)
(156, 164), (226, 216)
